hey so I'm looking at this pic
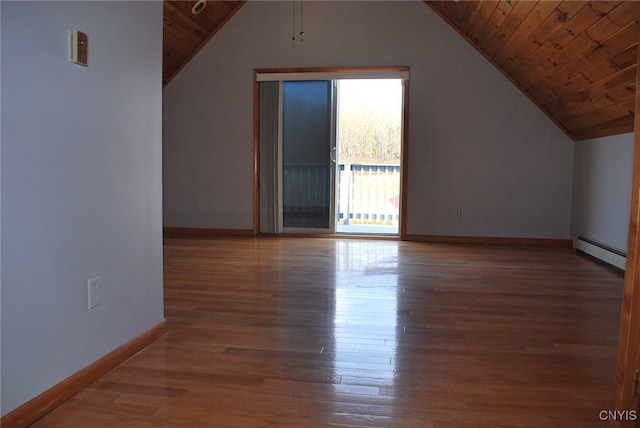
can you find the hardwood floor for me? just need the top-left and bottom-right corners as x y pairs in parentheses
(33, 237), (624, 427)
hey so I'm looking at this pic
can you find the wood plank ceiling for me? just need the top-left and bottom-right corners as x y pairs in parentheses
(163, 1), (640, 141)
(427, 1), (640, 141)
(163, 0), (245, 87)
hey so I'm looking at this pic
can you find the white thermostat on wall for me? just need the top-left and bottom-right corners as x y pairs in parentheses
(70, 30), (88, 66)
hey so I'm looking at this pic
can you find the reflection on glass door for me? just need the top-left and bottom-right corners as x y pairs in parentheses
(282, 81), (335, 232)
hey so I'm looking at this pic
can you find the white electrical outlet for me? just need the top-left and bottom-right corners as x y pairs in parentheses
(455, 207), (463, 219)
(87, 276), (101, 309)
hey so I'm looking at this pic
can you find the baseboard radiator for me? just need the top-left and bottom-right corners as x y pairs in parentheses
(573, 235), (626, 271)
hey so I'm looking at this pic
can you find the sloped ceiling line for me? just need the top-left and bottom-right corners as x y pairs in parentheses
(425, 0), (640, 141)
(162, 1), (640, 141)
(163, 0), (246, 87)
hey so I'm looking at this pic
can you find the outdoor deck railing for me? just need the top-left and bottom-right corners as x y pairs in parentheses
(337, 164), (400, 225)
(282, 163), (400, 228)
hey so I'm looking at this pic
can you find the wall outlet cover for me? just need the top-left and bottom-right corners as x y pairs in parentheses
(87, 276), (100, 309)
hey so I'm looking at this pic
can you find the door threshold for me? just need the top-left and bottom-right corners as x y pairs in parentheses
(336, 232), (400, 240)
(273, 232), (400, 240)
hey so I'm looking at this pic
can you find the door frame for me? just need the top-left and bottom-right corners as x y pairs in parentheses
(253, 67), (410, 238)
(614, 37), (640, 421)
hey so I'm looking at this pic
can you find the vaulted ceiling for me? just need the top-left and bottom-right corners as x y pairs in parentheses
(428, 1), (640, 141)
(163, 0), (245, 86)
(163, 1), (640, 141)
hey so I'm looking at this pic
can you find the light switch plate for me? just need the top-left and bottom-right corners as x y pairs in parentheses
(70, 30), (88, 66)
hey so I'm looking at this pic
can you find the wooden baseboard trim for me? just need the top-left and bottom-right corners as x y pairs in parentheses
(162, 229), (572, 247)
(403, 234), (573, 247)
(163, 227), (254, 238)
(1, 320), (168, 428)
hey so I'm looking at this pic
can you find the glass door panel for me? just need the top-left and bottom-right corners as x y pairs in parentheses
(282, 81), (335, 231)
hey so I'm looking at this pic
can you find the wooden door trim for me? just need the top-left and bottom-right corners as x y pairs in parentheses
(253, 71), (260, 235)
(613, 29), (640, 420)
(400, 79), (409, 240)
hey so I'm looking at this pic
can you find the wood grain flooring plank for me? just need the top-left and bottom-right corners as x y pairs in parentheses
(31, 237), (624, 427)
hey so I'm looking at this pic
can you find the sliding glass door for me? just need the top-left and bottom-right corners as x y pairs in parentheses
(281, 81), (336, 232)
(257, 68), (408, 236)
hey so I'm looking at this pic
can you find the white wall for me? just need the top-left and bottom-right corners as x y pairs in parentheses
(1, 1), (164, 415)
(163, 1), (574, 238)
(571, 133), (634, 252)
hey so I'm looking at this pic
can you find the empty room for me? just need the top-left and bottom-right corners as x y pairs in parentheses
(2, 1), (639, 427)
